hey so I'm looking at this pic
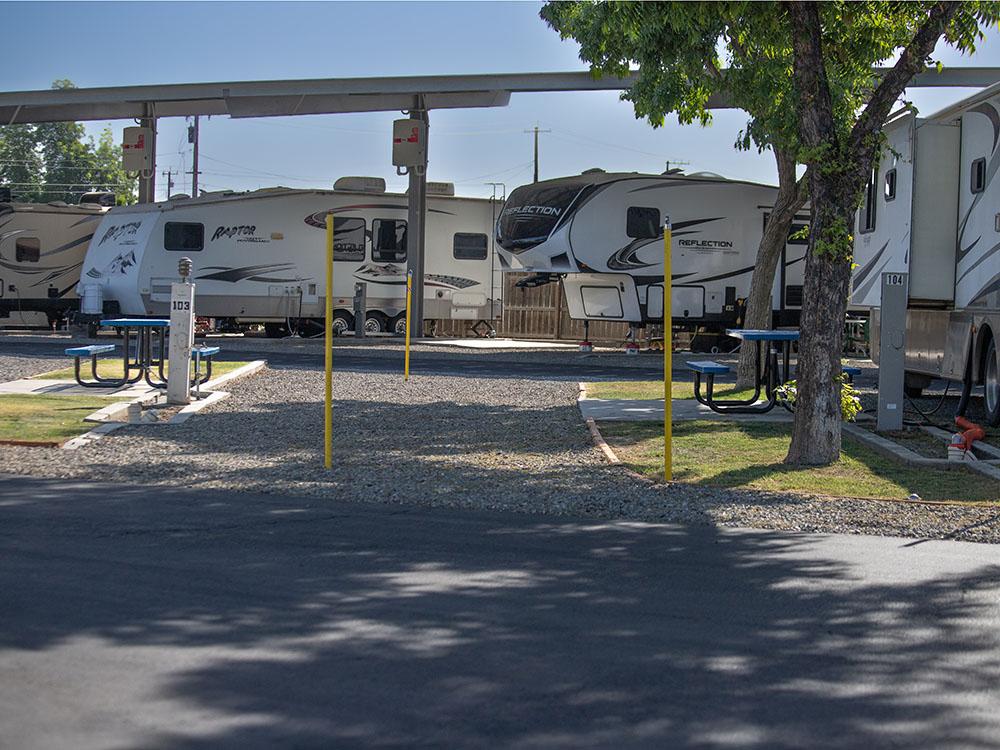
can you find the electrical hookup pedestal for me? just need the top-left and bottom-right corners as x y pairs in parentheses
(877, 271), (908, 432)
(167, 257), (196, 405)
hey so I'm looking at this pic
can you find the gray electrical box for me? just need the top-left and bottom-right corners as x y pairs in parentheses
(392, 119), (427, 167)
(877, 272), (908, 431)
(353, 282), (367, 338)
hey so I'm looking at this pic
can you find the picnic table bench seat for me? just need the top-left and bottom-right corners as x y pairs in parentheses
(65, 344), (116, 357)
(686, 361), (731, 375)
(191, 345), (221, 358)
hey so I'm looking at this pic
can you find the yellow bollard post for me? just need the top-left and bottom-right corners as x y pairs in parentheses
(404, 270), (413, 381)
(324, 214), (333, 469)
(663, 217), (673, 482)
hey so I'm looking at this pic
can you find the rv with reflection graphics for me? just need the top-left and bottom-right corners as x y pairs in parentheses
(495, 171), (808, 338)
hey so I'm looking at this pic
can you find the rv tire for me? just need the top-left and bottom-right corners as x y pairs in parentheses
(364, 312), (388, 334)
(391, 313), (407, 336)
(984, 337), (1000, 427)
(331, 311), (353, 336)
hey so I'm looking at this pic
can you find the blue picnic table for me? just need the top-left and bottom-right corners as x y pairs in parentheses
(688, 328), (800, 415)
(66, 318), (221, 392)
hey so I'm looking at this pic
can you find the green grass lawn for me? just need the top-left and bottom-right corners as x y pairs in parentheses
(586, 380), (759, 401)
(35, 359), (249, 381)
(0, 394), (114, 444)
(599, 420), (999, 503)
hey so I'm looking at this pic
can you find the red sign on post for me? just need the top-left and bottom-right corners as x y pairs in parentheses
(392, 119), (426, 168)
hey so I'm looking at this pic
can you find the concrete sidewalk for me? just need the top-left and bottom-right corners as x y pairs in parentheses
(579, 396), (793, 422)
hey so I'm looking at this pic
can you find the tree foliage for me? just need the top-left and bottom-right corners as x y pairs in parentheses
(541, 1), (802, 155)
(0, 80), (136, 204)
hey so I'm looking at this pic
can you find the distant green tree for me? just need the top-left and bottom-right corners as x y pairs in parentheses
(0, 124), (44, 201)
(0, 79), (136, 204)
(91, 127), (136, 204)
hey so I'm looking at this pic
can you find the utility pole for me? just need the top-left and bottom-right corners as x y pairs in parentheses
(187, 115), (200, 196)
(161, 169), (175, 199)
(485, 182), (506, 318)
(137, 103), (157, 204)
(524, 125), (551, 183)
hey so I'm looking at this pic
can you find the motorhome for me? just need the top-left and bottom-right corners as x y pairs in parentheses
(0, 200), (108, 325)
(851, 86), (1000, 425)
(77, 178), (502, 336)
(495, 170), (808, 339)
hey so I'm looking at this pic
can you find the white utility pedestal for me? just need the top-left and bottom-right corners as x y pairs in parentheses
(167, 266), (196, 405)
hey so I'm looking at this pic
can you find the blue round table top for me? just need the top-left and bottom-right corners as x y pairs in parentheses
(100, 318), (171, 327)
(726, 328), (800, 341)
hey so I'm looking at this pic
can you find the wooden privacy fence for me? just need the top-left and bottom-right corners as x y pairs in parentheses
(434, 272), (630, 342)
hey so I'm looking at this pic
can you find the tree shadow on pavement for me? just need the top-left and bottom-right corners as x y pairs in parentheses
(2, 477), (1000, 748)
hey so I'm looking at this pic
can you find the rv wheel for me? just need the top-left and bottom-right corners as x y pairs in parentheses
(391, 313), (407, 336)
(984, 338), (1000, 426)
(331, 311), (353, 336)
(364, 312), (388, 334)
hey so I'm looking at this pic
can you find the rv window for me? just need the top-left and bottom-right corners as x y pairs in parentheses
(453, 233), (488, 260)
(860, 167), (877, 233)
(372, 219), (407, 262)
(164, 222), (204, 251)
(972, 158), (986, 194)
(626, 206), (661, 240)
(884, 169), (897, 201)
(333, 217), (365, 261)
(15, 236), (40, 262)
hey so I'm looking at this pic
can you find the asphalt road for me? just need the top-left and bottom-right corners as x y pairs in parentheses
(2, 475), (999, 749)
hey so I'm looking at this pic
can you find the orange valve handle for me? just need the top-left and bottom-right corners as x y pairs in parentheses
(954, 416), (985, 452)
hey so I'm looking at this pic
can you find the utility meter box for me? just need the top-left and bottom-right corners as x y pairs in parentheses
(392, 119), (427, 167)
(877, 271), (908, 432)
(122, 127), (153, 172)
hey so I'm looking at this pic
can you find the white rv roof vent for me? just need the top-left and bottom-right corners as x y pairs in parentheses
(688, 171), (725, 179)
(170, 193), (191, 200)
(334, 176), (386, 193)
(582, 168), (605, 174)
(426, 181), (455, 196)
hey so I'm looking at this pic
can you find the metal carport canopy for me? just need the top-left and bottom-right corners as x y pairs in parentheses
(2, 67), (998, 124)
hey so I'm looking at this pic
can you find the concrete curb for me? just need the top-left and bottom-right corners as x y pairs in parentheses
(168, 391), (231, 424)
(842, 423), (960, 469)
(585, 417), (621, 465)
(579, 382), (664, 485)
(62, 421), (125, 451)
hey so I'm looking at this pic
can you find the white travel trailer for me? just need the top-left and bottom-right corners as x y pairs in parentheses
(495, 171), (808, 339)
(0, 200), (107, 324)
(78, 178), (502, 336)
(852, 85), (1000, 424)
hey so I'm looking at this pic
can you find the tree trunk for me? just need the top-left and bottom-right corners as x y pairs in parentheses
(784, 0), (958, 465)
(784, 192), (855, 464)
(735, 148), (807, 388)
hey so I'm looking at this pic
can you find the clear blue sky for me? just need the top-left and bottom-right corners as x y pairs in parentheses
(4, 1), (1000, 200)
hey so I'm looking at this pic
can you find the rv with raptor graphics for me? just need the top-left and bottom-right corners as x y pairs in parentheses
(77, 178), (501, 336)
(851, 85), (1000, 425)
(494, 170), (808, 342)
(0, 200), (108, 325)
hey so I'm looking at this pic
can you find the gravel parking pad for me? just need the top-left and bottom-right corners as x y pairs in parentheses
(0, 352), (67, 382)
(1, 359), (999, 542)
